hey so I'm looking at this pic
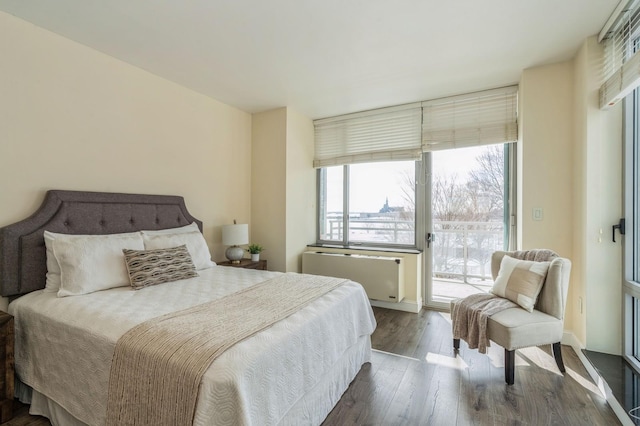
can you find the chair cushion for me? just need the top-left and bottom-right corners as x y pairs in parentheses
(487, 307), (563, 350)
(491, 255), (549, 312)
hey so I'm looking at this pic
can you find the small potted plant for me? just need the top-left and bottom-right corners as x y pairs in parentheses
(247, 243), (264, 261)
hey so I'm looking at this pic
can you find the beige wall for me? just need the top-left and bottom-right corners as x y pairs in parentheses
(520, 61), (577, 336)
(285, 108), (316, 272)
(251, 108), (288, 272)
(520, 41), (623, 354)
(0, 12), (252, 262)
(251, 107), (315, 273)
(520, 61), (575, 257)
(572, 37), (623, 354)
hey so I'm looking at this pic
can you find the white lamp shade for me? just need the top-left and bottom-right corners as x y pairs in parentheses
(222, 224), (249, 246)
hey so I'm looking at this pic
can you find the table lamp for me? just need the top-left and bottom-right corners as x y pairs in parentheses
(222, 222), (248, 263)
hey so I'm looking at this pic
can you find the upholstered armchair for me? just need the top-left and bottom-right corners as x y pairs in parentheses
(452, 250), (572, 385)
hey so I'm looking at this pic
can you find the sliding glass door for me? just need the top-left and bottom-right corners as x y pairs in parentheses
(623, 88), (640, 372)
(423, 143), (514, 308)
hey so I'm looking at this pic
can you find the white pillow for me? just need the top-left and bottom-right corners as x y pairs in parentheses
(44, 230), (143, 292)
(43, 231), (62, 292)
(141, 222), (199, 236)
(491, 255), (550, 312)
(142, 230), (215, 270)
(51, 232), (145, 297)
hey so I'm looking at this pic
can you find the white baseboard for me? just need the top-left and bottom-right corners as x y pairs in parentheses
(563, 331), (635, 426)
(370, 298), (422, 313)
(561, 330), (584, 349)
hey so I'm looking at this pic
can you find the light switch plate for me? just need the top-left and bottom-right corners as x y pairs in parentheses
(533, 207), (543, 221)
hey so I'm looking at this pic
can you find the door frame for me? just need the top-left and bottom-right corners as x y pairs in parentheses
(623, 90), (640, 373)
(421, 144), (517, 311)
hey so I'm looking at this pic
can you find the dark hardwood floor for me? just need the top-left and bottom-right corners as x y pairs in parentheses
(3, 402), (47, 425)
(4, 307), (620, 425)
(323, 307), (620, 425)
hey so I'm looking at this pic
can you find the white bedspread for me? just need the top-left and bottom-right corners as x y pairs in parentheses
(8, 266), (376, 426)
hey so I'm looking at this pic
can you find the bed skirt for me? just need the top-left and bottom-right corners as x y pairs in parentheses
(22, 335), (372, 426)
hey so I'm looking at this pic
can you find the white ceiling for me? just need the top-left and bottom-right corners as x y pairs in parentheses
(0, 0), (619, 119)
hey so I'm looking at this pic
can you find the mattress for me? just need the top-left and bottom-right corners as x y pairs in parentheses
(8, 266), (376, 425)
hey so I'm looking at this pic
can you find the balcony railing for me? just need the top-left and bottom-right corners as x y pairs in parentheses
(322, 217), (504, 284)
(432, 221), (504, 284)
(325, 217), (415, 244)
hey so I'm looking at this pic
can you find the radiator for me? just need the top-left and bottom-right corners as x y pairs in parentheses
(302, 251), (404, 302)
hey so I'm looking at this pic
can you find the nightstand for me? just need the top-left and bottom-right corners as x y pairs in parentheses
(0, 312), (13, 423)
(218, 259), (267, 270)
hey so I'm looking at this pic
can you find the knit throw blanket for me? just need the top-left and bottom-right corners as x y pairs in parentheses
(105, 273), (347, 426)
(451, 293), (517, 354)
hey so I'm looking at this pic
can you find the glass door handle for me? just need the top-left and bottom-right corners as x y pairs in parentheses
(426, 232), (435, 248)
(613, 218), (625, 243)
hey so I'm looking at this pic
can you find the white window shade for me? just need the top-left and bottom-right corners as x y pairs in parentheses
(421, 86), (518, 152)
(601, 49), (640, 108)
(313, 103), (422, 168)
(600, 2), (640, 109)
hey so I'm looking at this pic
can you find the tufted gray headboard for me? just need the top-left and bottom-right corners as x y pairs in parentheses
(0, 190), (203, 297)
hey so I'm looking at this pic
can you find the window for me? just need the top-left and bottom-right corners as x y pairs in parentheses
(624, 80), (640, 371)
(318, 166), (344, 242)
(602, 3), (640, 372)
(634, 297), (639, 362)
(318, 161), (417, 247)
(314, 86), (518, 252)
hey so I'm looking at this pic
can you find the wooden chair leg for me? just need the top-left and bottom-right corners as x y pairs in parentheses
(453, 338), (460, 350)
(552, 342), (566, 373)
(505, 349), (515, 385)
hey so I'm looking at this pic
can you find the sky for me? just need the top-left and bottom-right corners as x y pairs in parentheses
(325, 161), (414, 213)
(432, 147), (483, 182)
(325, 146), (486, 213)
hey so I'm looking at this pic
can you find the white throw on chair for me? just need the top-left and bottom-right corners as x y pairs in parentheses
(451, 249), (572, 385)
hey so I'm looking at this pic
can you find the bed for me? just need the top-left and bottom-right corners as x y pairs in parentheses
(0, 190), (376, 426)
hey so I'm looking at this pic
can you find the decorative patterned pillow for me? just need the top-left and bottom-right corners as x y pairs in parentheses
(490, 255), (550, 312)
(122, 245), (198, 290)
